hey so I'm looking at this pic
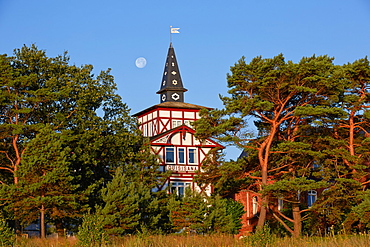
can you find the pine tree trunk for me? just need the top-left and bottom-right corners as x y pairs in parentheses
(40, 204), (46, 238)
(292, 203), (301, 238)
(256, 164), (268, 230)
(256, 199), (267, 230)
(256, 124), (278, 231)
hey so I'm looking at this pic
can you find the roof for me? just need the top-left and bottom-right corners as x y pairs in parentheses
(157, 43), (187, 95)
(133, 101), (212, 117)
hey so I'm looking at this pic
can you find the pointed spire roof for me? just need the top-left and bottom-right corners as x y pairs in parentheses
(157, 43), (187, 103)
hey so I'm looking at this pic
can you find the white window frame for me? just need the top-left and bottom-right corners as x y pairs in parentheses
(278, 198), (284, 211)
(172, 120), (182, 128)
(165, 147), (175, 164)
(252, 196), (258, 215)
(171, 182), (191, 197)
(143, 124), (148, 137)
(148, 122), (152, 136)
(178, 148), (185, 164)
(188, 148), (197, 164)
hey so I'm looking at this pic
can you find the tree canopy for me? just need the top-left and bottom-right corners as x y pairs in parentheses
(195, 54), (370, 237)
(0, 45), (161, 236)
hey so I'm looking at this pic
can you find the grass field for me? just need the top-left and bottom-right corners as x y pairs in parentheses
(9, 233), (370, 247)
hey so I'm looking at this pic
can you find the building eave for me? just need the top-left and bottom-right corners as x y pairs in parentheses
(133, 102), (213, 117)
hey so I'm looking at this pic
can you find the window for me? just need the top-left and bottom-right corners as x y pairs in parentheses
(188, 148), (197, 164)
(184, 120), (194, 127)
(172, 120), (182, 128)
(278, 198), (284, 211)
(148, 122), (152, 136)
(252, 196), (258, 215)
(308, 190), (317, 207)
(165, 147), (175, 163)
(171, 182), (191, 197)
(178, 148), (185, 164)
(143, 124), (148, 136)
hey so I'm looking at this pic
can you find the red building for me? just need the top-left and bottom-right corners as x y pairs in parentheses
(133, 43), (223, 196)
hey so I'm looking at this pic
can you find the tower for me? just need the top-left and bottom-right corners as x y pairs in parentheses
(134, 43), (223, 196)
(157, 43), (187, 103)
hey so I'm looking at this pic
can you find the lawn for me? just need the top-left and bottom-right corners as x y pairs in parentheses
(11, 233), (370, 247)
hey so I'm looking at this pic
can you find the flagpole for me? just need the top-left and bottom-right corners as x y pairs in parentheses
(170, 26), (172, 43)
(169, 26), (179, 44)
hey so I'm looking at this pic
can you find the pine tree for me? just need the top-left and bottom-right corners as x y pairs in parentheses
(99, 164), (166, 235)
(0, 45), (157, 235)
(77, 212), (108, 247)
(205, 195), (241, 234)
(11, 126), (80, 238)
(344, 190), (370, 232)
(195, 54), (344, 233)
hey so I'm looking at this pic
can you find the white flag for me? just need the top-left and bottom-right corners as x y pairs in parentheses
(171, 27), (180, 33)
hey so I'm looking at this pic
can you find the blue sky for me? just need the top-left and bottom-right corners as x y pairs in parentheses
(1, 0), (369, 159)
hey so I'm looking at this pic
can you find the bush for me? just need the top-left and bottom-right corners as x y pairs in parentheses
(0, 217), (15, 246)
(243, 224), (275, 247)
(77, 213), (108, 247)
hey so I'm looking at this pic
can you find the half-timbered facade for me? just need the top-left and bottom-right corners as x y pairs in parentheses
(134, 43), (223, 196)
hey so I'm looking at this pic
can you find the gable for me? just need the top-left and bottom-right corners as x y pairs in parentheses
(150, 125), (223, 148)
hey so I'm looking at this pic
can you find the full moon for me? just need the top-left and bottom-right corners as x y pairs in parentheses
(135, 57), (147, 68)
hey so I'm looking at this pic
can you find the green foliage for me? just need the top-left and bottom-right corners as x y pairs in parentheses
(263, 177), (328, 198)
(308, 178), (363, 235)
(168, 189), (208, 233)
(167, 191), (241, 235)
(205, 195), (241, 234)
(10, 126), (81, 229)
(77, 213), (108, 247)
(343, 190), (370, 233)
(0, 45), (159, 234)
(195, 53), (370, 236)
(98, 165), (166, 235)
(0, 217), (14, 246)
(243, 224), (275, 247)
(1, 46), (369, 238)
(225, 198), (244, 234)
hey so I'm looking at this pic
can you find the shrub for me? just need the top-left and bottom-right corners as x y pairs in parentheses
(77, 213), (108, 247)
(243, 224), (275, 247)
(0, 217), (15, 246)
